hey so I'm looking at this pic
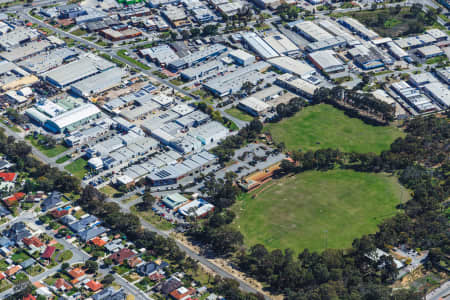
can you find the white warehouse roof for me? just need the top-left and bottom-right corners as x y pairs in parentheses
(268, 56), (315, 77)
(71, 67), (125, 97)
(241, 32), (279, 59)
(50, 103), (101, 129)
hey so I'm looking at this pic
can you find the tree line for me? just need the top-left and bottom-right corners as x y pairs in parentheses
(265, 97), (307, 123)
(313, 87), (395, 125)
(0, 129), (80, 194)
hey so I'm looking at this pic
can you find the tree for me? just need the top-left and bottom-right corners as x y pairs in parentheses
(103, 258), (113, 266)
(180, 30), (190, 40)
(139, 192), (155, 211)
(61, 262), (70, 271)
(190, 28), (200, 37)
(85, 260), (98, 273)
(101, 274), (115, 285)
(202, 24), (218, 36)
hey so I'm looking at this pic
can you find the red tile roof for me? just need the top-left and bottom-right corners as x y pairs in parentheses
(149, 272), (165, 281)
(23, 236), (44, 248)
(41, 246), (56, 259)
(23, 295), (36, 300)
(50, 209), (69, 218)
(86, 280), (103, 292)
(0, 272), (5, 280)
(3, 192), (25, 207)
(108, 248), (136, 265)
(0, 173), (16, 182)
(55, 278), (72, 290)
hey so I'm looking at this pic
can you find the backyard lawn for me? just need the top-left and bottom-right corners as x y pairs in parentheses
(225, 108), (254, 122)
(233, 169), (409, 252)
(265, 104), (404, 154)
(64, 158), (88, 179)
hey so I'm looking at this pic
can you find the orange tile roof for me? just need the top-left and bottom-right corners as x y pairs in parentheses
(68, 267), (85, 279)
(33, 281), (45, 289)
(86, 280), (103, 292)
(5, 265), (21, 276)
(170, 287), (195, 300)
(90, 237), (107, 247)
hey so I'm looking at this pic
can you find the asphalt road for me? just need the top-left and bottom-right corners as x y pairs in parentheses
(426, 281), (450, 300)
(107, 195), (270, 298)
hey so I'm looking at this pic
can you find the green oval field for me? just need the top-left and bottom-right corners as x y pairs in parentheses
(265, 104), (404, 154)
(233, 169), (409, 252)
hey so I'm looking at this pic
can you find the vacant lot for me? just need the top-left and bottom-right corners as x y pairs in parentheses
(265, 104), (403, 154)
(64, 158), (88, 179)
(335, 7), (437, 37)
(26, 135), (68, 158)
(225, 108), (254, 122)
(233, 169), (408, 252)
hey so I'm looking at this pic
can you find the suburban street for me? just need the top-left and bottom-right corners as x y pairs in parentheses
(426, 281), (450, 300)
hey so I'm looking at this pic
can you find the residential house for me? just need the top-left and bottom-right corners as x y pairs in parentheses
(136, 260), (169, 276)
(20, 258), (35, 269)
(41, 246), (56, 260)
(26, 191), (45, 203)
(92, 287), (126, 300)
(23, 295), (36, 300)
(108, 248), (136, 265)
(22, 236), (45, 252)
(78, 226), (107, 242)
(170, 286), (196, 300)
(149, 272), (165, 282)
(0, 172), (17, 182)
(50, 208), (69, 218)
(5, 222), (31, 244)
(5, 265), (22, 276)
(69, 215), (98, 233)
(41, 191), (62, 211)
(68, 267), (86, 282)
(0, 236), (13, 248)
(3, 192), (25, 207)
(0, 159), (12, 171)
(86, 280), (103, 292)
(160, 276), (182, 295)
(127, 256), (143, 268)
(90, 236), (108, 247)
(55, 278), (72, 291)
(0, 205), (10, 217)
(105, 239), (124, 253)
